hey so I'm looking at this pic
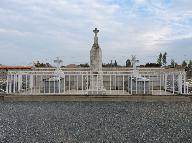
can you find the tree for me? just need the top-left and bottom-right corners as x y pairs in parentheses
(79, 63), (89, 67)
(114, 60), (118, 67)
(182, 60), (187, 67)
(188, 60), (192, 68)
(126, 59), (131, 67)
(162, 52), (167, 66)
(145, 63), (161, 67)
(170, 59), (175, 68)
(102, 62), (113, 67)
(157, 52), (162, 66)
(110, 60), (113, 67)
(34, 61), (52, 68)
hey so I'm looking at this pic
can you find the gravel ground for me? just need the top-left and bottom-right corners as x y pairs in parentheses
(0, 102), (192, 143)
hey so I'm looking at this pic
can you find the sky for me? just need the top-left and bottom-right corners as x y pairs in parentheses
(0, 0), (192, 66)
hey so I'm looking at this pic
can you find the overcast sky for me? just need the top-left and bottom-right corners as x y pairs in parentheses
(0, 0), (192, 66)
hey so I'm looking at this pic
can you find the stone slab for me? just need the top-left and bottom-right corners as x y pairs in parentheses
(2, 94), (192, 102)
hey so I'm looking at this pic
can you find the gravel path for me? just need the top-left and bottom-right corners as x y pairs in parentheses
(0, 102), (192, 143)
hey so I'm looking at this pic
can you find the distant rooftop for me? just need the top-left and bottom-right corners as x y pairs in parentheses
(65, 64), (78, 68)
(0, 66), (33, 69)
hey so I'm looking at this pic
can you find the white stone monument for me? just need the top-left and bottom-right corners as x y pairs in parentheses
(89, 28), (106, 95)
(54, 57), (64, 77)
(131, 55), (139, 77)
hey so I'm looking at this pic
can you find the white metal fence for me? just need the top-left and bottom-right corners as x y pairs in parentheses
(0, 71), (6, 93)
(4, 70), (189, 95)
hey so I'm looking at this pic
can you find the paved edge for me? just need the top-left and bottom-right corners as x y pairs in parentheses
(1, 95), (192, 102)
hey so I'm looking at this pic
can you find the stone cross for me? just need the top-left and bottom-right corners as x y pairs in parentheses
(93, 28), (99, 36)
(131, 55), (139, 74)
(54, 57), (63, 71)
(93, 28), (99, 45)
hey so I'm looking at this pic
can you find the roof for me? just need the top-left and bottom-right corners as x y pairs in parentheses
(0, 66), (33, 69)
(65, 64), (78, 68)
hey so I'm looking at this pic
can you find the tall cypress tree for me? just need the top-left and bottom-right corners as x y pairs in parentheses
(188, 60), (192, 68)
(157, 53), (162, 66)
(182, 60), (187, 67)
(162, 52), (167, 66)
(114, 60), (118, 67)
(126, 59), (131, 67)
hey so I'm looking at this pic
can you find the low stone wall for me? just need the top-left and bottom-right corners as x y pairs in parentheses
(1, 94), (192, 102)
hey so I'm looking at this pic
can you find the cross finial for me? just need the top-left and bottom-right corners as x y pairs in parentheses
(93, 28), (99, 36)
(54, 57), (63, 70)
(131, 55), (139, 64)
(93, 28), (99, 45)
(131, 55), (139, 76)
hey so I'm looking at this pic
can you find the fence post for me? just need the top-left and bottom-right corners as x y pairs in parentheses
(136, 76), (138, 94)
(172, 73), (175, 95)
(152, 74), (154, 95)
(64, 74), (66, 94)
(81, 74), (83, 94)
(110, 74), (111, 95)
(164, 73), (167, 94)
(25, 74), (28, 94)
(87, 72), (88, 94)
(13, 74), (16, 93)
(59, 76), (61, 94)
(69, 74), (71, 94)
(184, 73), (186, 94)
(127, 75), (129, 95)
(49, 75), (51, 94)
(77, 75), (78, 94)
(123, 74), (125, 95)
(6, 74), (9, 93)
(115, 73), (117, 94)
(144, 75), (146, 94)
(117, 75), (120, 95)
(131, 75), (133, 95)
(178, 72), (182, 94)
(9, 74), (12, 93)
(160, 73), (162, 95)
(97, 74), (99, 94)
(91, 74), (93, 94)
(30, 74), (33, 94)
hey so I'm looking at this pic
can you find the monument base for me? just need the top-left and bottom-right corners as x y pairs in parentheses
(87, 90), (106, 95)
